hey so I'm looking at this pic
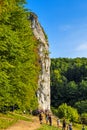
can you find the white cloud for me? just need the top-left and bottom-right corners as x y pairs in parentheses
(76, 43), (87, 51)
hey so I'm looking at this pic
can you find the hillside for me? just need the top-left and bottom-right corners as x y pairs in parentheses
(0, 112), (87, 130)
(51, 58), (87, 114)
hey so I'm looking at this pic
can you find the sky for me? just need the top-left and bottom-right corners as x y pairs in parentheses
(25, 0), (87, 58)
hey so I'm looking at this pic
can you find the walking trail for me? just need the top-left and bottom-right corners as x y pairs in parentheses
(6, 116), (41, 130)
(5, 115), (59, 130)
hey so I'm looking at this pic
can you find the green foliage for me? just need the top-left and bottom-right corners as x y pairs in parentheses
(75, 100), (87, 114)
(51, 107), (58, 117)
(0, 0), (40, 112)
(51, 58), (87, 111)
(57, 103), (79, 122)
(80, 113), (87, 124)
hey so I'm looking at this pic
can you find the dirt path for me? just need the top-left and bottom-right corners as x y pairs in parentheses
(6, 116), (41, 130)
(5, 115), (59, 130)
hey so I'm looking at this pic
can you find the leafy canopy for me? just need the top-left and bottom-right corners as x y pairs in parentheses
(0, 0), (40, 112)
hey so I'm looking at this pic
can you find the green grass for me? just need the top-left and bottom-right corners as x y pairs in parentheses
(73, 123), (87, 130)
(6, 112), (31, 121)
(0, 112), (31, 129)
(0, 118), (15, 129)
(37, 124), (61, 130)
(37, 123), (87, 130)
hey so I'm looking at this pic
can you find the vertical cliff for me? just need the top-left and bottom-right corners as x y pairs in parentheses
(29, 13), (50, 110)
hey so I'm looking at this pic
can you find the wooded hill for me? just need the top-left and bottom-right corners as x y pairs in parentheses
(0, 0), (41, 112)
(51, 58), (87, 114)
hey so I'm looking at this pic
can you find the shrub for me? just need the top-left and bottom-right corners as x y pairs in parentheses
(57, 103), (79, 122)
(80, 113), (87, 124)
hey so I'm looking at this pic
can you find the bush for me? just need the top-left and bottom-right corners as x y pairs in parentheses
(80, 113), (87, 124)
(57, 103), (79, 122)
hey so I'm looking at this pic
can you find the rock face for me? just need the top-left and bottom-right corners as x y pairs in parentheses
(29, 13), (50, 110)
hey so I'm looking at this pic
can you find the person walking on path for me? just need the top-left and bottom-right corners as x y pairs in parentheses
(68, 122), (73, 130)
(39, 112), (43, 124)
(82, 125), (85, 130)
(48, 114), (52, 126)
(57, 118), (60, 127)
(62, 118), (66, 130)
(45, 112), (49, 124)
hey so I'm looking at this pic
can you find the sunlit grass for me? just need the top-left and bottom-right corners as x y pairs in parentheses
(0, 117), (16, 129)
(73, 123), (87, 130)
(37, 122), (87, 130)
(37, 124), (61, 130)
(0, 112), (31, 129)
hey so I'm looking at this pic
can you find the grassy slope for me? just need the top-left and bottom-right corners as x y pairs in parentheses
(37, 124), (61, 130)
(0, 112), (87, 130)
(37, 123), (82, 130)
(0, 112), (31, 129)
(37, 124), (87, 130)
(37, 122), (87, 130)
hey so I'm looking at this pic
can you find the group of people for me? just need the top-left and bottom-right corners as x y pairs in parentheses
(57, 118), (72, 130)
(62, 118), (73, 130)
(38, 111), (85, 130)
(38, 110), (52, 126)
(39, 113), (73, 130)
(62, 118), (85, 130)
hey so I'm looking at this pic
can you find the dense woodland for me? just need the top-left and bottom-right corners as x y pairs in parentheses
(0, 0), (41, 112)
(51, 58), (87, 115)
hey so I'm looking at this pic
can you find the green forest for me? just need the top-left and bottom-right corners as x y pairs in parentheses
(51, 58), (87, 122)
(0, 0), (41, 112)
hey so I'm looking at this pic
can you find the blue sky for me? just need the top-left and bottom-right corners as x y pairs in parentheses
(25, 0), (87, 58)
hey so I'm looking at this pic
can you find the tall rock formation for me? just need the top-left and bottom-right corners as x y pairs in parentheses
(29, 13), (50, 110)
